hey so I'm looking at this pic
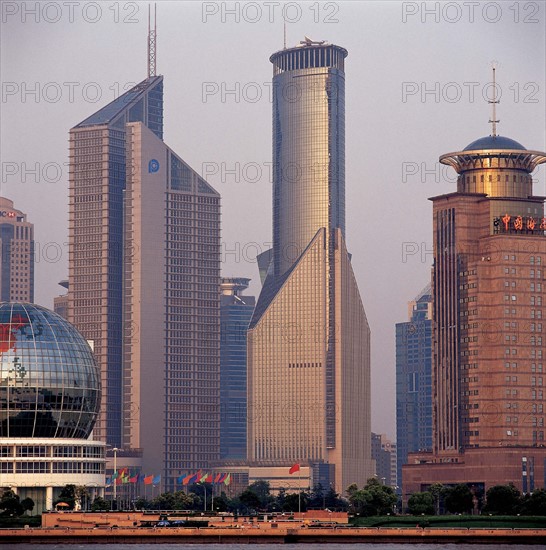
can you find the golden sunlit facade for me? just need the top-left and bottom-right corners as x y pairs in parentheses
(247, 42), (373, 493)
(404, 134), (546, 500)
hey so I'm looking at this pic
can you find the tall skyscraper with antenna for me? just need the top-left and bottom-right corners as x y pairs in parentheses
(247, 39), (374, 493)
(68, 8), (220, 490)
(403, 70), (546, 502)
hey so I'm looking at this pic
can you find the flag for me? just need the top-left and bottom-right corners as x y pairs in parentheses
(130, 474), (138, 483)
(205, 473), (213, 483)
(144, 475), (153, 485)
(289, 463), (300, 475)
(199, 472), (209, 483)
(138, 474), (146, 483)
(214, 473), (222, 483)
(111, 471), (118, 480)
(153, 475), (161, 485)
(105, 477), (112, 487)
(177, 475), (185, 485)
(223, 473), (231, 486)
(115, 477), (122, 485)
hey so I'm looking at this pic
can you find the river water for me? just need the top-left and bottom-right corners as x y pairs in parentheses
(12, 544), (542, 549)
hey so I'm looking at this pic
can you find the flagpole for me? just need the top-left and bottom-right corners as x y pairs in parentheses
(298, 467), (301, 514)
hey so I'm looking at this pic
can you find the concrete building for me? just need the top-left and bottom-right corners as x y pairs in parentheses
(396, 285), (433, 489)
(371, 433), (395, 487)
(53, 280), (69, 320)
(0, 197), (34, 303)
(403, 125), (546, 502)
(220, 278), (255, 461)
(0, 303), (105, 513)
(69, 76), (220, 491)
(247, 39), (374, 494)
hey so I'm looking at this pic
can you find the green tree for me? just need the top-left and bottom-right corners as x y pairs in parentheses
(429, 483), (444, 515)
(282, 491), (309, 512)
(239, 488), (261, 512)
(0, 489), (23, 516)
(407, 492), (434, 515)
(347, 479), (397, 516)
(484, 484), (521, 515)
(444, 484), (473, 514)
(54, 485), (76, 510)
(520, 488), (546, 516)
(90, 496), (111, 512)
(20, 497), (35, 515)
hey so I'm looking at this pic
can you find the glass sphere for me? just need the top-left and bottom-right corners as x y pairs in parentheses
(0, 303), (100, 439)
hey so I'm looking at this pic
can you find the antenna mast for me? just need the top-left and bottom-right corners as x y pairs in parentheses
(148, 4), (157, 78)
(488, 62), (499, 136)
(283, 19), (286, 49)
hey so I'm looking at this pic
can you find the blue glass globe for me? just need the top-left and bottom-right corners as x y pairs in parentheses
(0, 303), (100, 439)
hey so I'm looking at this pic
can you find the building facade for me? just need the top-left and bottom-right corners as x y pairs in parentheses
(371, 433), (396, 487)
(68, 76), (163, 448)
(403, 133), (546, 501)
(396, 285), (432, 489)
(247, 40), (374, 494)
(69, 77), (220, 491)
(0, 197), (34, 303)
(220, 278), (255, 461)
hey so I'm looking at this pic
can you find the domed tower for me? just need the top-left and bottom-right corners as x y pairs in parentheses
(0, 303), (105, 512)
(403, 76), (546, 500)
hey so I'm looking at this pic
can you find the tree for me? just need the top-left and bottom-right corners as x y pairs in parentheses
(444, 484), (473, 514)
(407, 492), (434, 515)
(0, 489), (23, 517)
(91, 496), (111, 512)
(54, 485), (76, 510)
(239, 489), (261, 513)
(520, 488), (546, 516)
(347, 479), (397, 516)
(484, 484), (520, 515)
(429, 483), (444, 515)
(75, 486), (90, 511)
(20, 498), (35, 515)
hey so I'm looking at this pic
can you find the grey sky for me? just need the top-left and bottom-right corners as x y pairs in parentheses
(1, 0), (545, 438)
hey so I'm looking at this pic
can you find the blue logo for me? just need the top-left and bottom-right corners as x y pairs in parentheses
(148, 159), (160, 173)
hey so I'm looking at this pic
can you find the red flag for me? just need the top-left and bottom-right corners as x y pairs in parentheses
(289, 463), (300, 475)
(144, 475), (153, 485)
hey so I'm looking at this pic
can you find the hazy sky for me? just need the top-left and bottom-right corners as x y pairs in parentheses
(1, 1), (545, 438)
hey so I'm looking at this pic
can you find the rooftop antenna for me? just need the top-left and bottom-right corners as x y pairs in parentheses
(283, 19), (286, 49)
(147, 3), (157, 78)
(488, 61), (499, 136)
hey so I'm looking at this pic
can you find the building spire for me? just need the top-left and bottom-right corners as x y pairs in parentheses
(488, 62), (499, 136)
(147, 3), (157, 78)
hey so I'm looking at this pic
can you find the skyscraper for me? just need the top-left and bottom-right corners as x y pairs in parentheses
(220, 278), (255, 461)
(69, 73), (221, 488)
(0, 197), (34, 303)
(403, 113), (546, 498)
(247, 39), (373, 493)
(68, 75), (164, 448)
(123, 121), (220, 490)
(396, 285), (432, 490)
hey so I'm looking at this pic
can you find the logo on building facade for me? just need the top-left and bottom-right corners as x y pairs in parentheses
(148, 159), (160, 173)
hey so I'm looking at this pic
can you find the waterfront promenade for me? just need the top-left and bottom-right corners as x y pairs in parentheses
(1, 525), (544, 545)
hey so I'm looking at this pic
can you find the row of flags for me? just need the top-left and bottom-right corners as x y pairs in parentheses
(106, 469), (232, 487)
(178, 471), (232, 486)
(106, 466), (299, 488)
(106, 469), (161, 486)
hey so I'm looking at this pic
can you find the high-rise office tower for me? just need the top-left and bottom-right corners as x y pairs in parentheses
(69, 66), (220, 487)
(220, 278), (255, 461)
(123, 121), (220, 490)
(0, 197), (34, 302)
(68, 75), (164, 448)
(396, 285), (432, 490)
(247, 39), (373, 493)
(371, 433), (396, 487)
(404, 92), (546, 498)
